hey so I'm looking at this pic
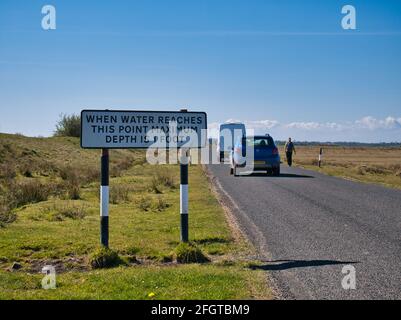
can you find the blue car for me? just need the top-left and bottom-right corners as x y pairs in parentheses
(229, 135), (281, 176)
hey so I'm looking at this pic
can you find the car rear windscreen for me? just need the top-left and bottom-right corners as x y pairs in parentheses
(247, 137), (274, 147)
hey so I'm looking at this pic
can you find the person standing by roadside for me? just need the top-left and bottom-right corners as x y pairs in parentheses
(285, 138), (296, 167)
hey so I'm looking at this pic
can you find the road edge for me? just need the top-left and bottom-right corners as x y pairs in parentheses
(202, 164), (283, 300)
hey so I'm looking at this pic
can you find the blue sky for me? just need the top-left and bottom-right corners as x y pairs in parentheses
(0, 0), (400, 142)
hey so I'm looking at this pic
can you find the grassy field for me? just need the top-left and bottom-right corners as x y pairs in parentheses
(279, 145), (401, 190)
(0, 133), (272, 300)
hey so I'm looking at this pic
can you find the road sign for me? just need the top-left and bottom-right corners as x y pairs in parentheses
(81, 110), (207, 149)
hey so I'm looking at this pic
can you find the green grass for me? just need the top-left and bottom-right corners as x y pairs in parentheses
(0, 264), (268, 300)
(0, 134), (272, 300)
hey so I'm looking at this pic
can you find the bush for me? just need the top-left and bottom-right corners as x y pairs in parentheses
(110, 158), (133, 177)
(137, 196), (152, 212)
(0, 204), (16, 227)
(149, 177), (163, 194)
(0, 163), (16, 181)
(8, 180), (50, 208)
(89, 247), (123, 269)
(51, 204), (86, 221)
(153, 196), (170, 211)
(148, 169), (176, 193)
(59, 165), (99, 184)
(66, 182), (81, 200)
(174, 243), (209, 264)
(110, 184), (131, 204)
(357, 165), (388, 175)
(155, 170), (176, 189)
(33, 202), (86, 222)
(58, 165), (100, 199)
(54, 114), (81, 138)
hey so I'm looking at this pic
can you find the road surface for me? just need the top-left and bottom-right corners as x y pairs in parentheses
(207, 164), (401, 299)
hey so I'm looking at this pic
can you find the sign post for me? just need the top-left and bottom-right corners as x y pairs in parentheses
(318, 147), (323, 168)
(179, 109), (189, 243)
(100, 148), (109, 247)
(180, 148), (189, 242)
(80, 109), (207, 247)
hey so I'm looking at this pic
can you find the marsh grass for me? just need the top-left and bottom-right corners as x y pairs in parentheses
(287, 145), (401, 189)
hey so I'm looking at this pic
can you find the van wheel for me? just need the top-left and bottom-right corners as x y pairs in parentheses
(234, 165), (239, 177)
(230, 167), (234, 175)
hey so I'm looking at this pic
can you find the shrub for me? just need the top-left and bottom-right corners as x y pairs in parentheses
(174, 243), (209, 264)
(148, 169), (176, 193)
(0, 204), (16, 227)
(60, 165), (100, 184)
(70, 185), (81, 200)
(0, 163), (16, 181)
(149, 177), (162, 194)
(53, 204), (86, 221)
(110, 158), (133, 177)
(357, 165), (389, 175)
(365, 166), (387, 175)
(89, 247), (123, 269)
(153, 196), (170, 211)
(155, 170), (176, 189)
(84, 167), (100, 184)
(58, 165), (101, 199)
(356, 166), (366, 175)
(8, 180), (50, 208)
(137, 196), (152, 212)
(110, 184), (131, 204)
(54, 114), (81, 138)
(59, 165), (80, 182)
(36, 202), (86, 221)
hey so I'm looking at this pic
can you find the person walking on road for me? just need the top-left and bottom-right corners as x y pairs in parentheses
(285, 138), (296, 167)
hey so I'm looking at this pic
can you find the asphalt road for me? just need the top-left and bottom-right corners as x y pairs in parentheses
(207, 164), (401, 299)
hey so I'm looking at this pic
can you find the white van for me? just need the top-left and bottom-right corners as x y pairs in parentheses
(217, 122), (246, 163)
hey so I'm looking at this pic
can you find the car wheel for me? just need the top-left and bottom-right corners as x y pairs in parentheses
(230, 167), (234, 175)
(273, 167), (280, 176)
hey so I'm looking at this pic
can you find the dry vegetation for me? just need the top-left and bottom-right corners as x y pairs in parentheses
(0, 133), (139, 226)
(280, 145), (401, 189)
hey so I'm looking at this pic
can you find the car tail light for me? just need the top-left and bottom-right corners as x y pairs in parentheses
(272, 147), (278, 155)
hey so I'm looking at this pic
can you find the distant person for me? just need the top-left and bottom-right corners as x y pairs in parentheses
(285, 138), (296, 167)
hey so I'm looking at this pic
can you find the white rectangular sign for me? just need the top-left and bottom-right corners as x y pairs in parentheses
(81, 110), (207, 149)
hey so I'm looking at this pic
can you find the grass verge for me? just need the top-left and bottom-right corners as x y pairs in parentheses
(0, 134), (273, 300)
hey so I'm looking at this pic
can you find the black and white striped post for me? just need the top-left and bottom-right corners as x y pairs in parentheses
(100, 148), (109, 247)
(318, 147), (323, 168)
(179, 109), (190, 243)
(180, 148), (189, 242)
